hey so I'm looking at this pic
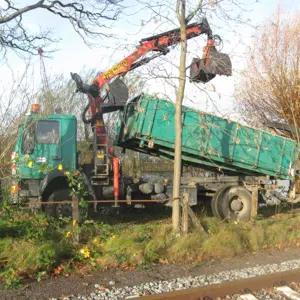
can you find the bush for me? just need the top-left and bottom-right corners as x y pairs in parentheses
(1, 207), (300, 289)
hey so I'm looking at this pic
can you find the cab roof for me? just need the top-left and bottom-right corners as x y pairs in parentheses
(25, 114), (77, 121)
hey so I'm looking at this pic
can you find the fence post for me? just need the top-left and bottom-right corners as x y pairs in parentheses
(72, 196), (79, 244)
(186, 204), (208, 236)
(182, 193), (189, 235)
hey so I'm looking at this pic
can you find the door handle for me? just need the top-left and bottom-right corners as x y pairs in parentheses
(52, 156), (61, 161)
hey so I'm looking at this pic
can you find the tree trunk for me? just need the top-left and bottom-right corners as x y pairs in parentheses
(173, 0), (187, 232)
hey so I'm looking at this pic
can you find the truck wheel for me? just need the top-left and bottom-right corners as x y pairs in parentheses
(211, 185), (230, 219)
(45, 189), (89, 220)
(217, 186), (252, 221)
(45, 189), (73, 218)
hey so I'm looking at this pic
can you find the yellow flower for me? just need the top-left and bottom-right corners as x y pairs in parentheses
(73, 220), (77, 227)
(66, 231), (72, 238)
(57, 164), (63, 171)
(92, 237), (100, 244)
(79, 246), (90, 258)
(111, 234), (116, 239)
(27, 161), (33, 168)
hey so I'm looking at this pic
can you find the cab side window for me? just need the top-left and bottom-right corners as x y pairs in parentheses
(22, 120), (36, 154)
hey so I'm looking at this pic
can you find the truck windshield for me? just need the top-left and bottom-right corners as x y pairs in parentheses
(36, 121), (59, 144)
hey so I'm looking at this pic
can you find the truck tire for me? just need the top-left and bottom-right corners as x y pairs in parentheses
(211, 185), (231, 219)
(217, 186), (252, 221)
(45, 189), (89, 220)
(45, 189), (73, 218)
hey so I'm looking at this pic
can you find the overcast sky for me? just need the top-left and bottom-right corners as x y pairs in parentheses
(1, 0), (299, 121)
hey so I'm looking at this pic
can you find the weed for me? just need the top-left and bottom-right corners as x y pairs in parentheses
(2, 267), (22, 289)
(36, 271), (48, 282)
(2, 207), (300, 289)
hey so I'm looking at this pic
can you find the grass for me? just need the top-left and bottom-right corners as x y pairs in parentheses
(1, 203), (300, 289)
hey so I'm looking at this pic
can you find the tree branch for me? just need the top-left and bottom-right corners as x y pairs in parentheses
(185, 0), (203, 24)
(0, 0), (123, 56)
(0, 1), (45, 24)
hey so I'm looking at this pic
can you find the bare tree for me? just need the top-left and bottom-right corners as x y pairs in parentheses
(172, 0), (204, 232)
(0, 0), (122, 57)
(0, 63), (35, 179)
(235, 8), (300, 141)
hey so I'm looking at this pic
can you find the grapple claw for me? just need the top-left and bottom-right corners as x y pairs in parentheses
(189, 46), (232, 84)
(101, 78), (129, 113)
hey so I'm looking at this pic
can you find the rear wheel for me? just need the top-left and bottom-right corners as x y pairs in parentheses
(211, 185), (230, 219)
(217, 186), (252, 221)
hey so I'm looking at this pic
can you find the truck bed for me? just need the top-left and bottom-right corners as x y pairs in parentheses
(115, 94), (299, 180)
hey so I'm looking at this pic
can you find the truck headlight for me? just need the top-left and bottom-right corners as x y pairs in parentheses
(11, 184), (19, 194)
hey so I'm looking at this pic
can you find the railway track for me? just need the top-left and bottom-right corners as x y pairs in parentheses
(137, 269), (300, 300)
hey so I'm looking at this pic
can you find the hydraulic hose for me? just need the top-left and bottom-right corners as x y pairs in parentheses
(81, 94), (106, 124)
(82, 102), (92, 124)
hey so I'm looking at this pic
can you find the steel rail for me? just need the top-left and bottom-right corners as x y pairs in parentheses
(138, 268), (300, 300)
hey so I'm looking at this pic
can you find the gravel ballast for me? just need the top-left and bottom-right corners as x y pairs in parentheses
(49, 259), (300, 300)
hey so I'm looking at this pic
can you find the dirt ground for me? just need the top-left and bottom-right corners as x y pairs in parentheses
(1, 246), (300, 300)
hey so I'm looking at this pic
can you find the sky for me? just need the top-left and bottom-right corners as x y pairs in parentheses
(1, 0), (300, 122)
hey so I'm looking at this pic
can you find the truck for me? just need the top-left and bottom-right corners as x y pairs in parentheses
(9, 17), (299, 221)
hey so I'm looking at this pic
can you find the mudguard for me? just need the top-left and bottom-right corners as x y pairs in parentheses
(40, 169), (66, 195)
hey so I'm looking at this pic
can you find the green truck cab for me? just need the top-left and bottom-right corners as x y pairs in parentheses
(11, 106), (78, 208)
(10, 104), (164, 218)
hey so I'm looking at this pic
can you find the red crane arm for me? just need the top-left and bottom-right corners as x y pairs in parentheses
(91, 21), (212, 89)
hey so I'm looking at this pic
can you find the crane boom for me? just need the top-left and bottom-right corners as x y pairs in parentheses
(92, 20), (212, 89)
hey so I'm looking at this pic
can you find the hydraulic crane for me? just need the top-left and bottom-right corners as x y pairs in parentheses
(71, 17), (232, 199)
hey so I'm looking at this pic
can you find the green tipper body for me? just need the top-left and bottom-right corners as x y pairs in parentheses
(116, 95), (300, 180)
(13, 114), (77, 180)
